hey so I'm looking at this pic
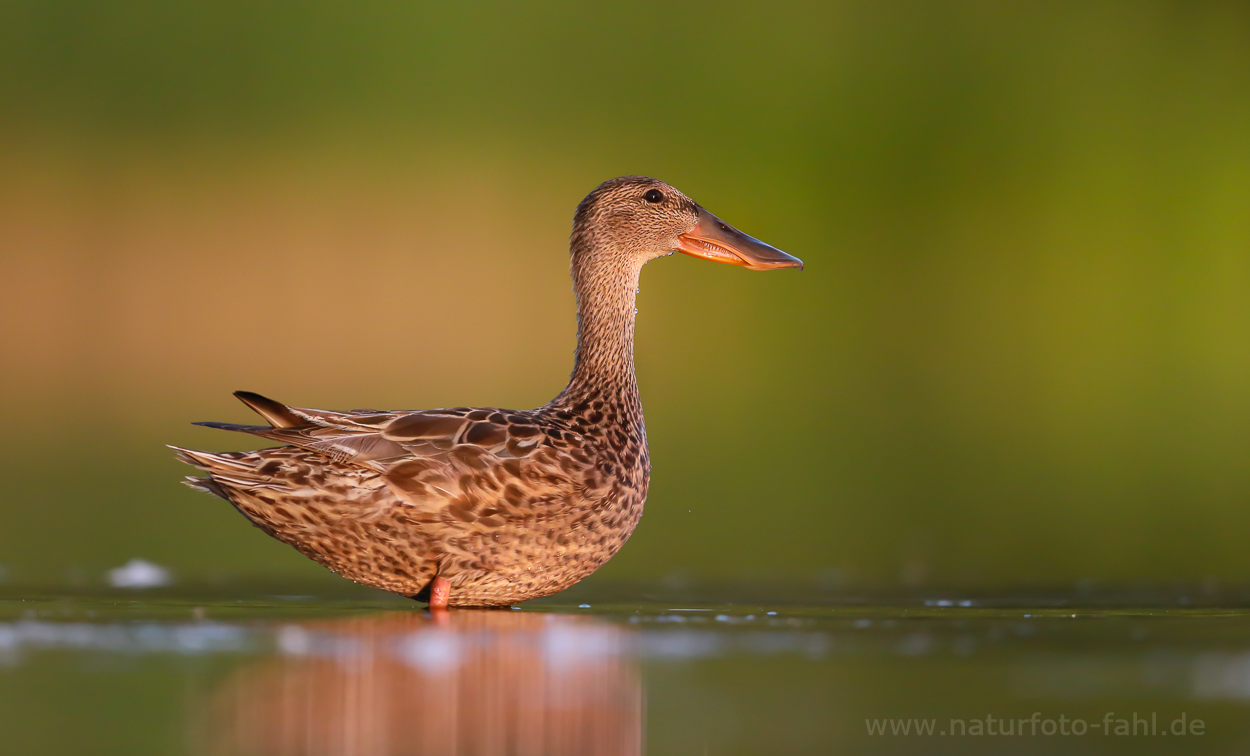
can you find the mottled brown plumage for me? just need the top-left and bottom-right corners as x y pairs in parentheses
(173, 176), (801, 607)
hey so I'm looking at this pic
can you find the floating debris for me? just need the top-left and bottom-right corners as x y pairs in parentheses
(107, 559), (172, 589)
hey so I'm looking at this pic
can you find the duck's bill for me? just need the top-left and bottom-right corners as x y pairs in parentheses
(677, 208), (803, 271)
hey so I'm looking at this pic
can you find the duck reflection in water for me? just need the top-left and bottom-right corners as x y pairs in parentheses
(200, 611), (640, 756)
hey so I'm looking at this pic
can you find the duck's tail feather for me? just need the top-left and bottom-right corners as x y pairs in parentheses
(171, 446), (250, 472)
(181, 475), (230, 499)
(170, 445), (267, 500)
(232, 391), (302, 428)
(184, 392), (301, 446)
(171, 447), (234, 499)
(191, 421), (271, 434)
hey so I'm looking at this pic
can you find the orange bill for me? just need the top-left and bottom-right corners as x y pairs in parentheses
(677, 207), (803, 271)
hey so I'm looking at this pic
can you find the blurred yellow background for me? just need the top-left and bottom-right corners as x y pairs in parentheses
(2, 0), (1249, 589)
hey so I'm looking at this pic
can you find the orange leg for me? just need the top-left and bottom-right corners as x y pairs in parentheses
(429, 576), (451, 610)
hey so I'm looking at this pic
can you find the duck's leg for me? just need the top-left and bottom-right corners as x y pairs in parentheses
(429, 576), (451, 610)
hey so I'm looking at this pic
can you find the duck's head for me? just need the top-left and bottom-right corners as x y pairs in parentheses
(572, 176), (803, 272)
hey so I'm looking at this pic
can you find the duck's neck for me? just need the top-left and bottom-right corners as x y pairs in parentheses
(552, 240), (645, 426)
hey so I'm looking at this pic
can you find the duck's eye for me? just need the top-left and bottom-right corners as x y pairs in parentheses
(643, 189), (664, 204)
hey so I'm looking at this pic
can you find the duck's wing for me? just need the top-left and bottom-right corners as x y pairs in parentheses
(182, 392), (601, 521)
(192, 391), (569, 470)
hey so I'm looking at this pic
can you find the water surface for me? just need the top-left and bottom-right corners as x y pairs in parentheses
(2, 585), (1249, 755)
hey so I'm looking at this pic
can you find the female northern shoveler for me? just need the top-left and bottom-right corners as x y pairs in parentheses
(174, 176), (802, 608)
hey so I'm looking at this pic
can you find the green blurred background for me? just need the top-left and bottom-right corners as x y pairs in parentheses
(2, 0), (1249, 591)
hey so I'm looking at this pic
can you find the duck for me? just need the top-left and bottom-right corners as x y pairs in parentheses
(173, 176), (802, 608)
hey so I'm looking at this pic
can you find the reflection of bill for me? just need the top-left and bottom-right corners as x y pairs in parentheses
(201, 611), (641, 756)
